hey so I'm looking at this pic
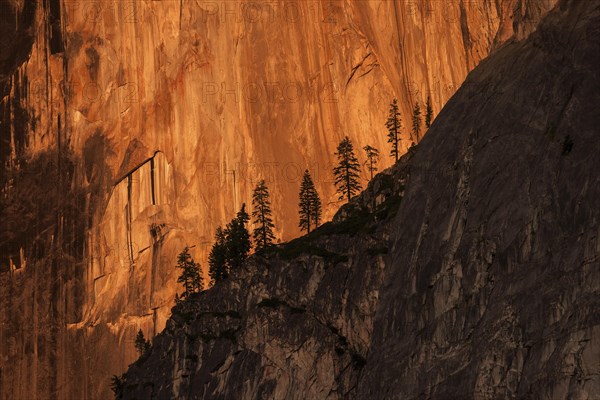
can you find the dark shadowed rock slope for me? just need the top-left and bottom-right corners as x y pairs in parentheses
(123, 0), (600, 398)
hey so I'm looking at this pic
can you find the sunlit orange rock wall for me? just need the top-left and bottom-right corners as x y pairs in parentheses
(0, 1), (555, 398)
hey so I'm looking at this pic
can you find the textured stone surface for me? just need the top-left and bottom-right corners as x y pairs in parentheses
(122, 0), (600, 398)
(360, 0), (600, 397)
(0, 0), (561, 399)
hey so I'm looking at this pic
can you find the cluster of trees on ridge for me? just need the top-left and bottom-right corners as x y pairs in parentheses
(174, 96), (434, 293)
(204, 97), (433, 284)
(111, 98), (434, 397)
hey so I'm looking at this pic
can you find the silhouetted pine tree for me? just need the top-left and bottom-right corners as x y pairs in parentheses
(309, 184), (322, 229)
(386, 98), (402, 161)
(363, 145), (380, 180)
(110, 374), (125, 399)
(425, 96), (434, 129)
(252, 180), (276, 252)
(412, 101), (422, 142)
(299, 170), (321, 234)
(333, 136), (362, 202)
(225, 204), (251, 269)
(176, 247), (203, 299)
(208, 227), (228, 284)
(134, 329), (146, 356)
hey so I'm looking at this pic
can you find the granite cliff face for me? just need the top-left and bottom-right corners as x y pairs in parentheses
(123, 0), (600, 398)
(0, 0), (562, 399)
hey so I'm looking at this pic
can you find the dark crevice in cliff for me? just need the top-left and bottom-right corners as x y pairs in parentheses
(0, 149), (87, 271)
(0, 1), (37, 98)
(126, 175), (134, 266)
(48, 0), (64, 54)
(345, 52), (374, 88)
(150, 157), (156, 205)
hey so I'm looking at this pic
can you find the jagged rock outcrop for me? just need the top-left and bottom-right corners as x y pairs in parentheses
(122, 0), (600, 398)
(0, 0), (562, 399)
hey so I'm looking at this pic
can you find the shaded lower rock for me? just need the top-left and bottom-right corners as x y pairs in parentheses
(123, 153), (413, 399)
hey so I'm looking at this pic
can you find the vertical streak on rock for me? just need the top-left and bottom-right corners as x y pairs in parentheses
(43, 0), (50, 111)
(179, 0), (183, 30)
(152, 308), (158, 338)
(409, 198), (431, 292)
(58, 113), (62, 230)
(150, 234), (162, 336)
(151, 157), (156, 206)
(60, 0), (68, 147)
(127, 175), (133, 266)
(460, 0), (473, 73)
(32, 247), (38, 399)
(393, 0), (412, 104)
(8, 80), (15, 165)
(54, 101), (63, 400)
(420, 1), (432, 102)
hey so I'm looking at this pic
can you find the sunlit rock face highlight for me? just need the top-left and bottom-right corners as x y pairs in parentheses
(0, 1), (558, 399)
(123, 0), (600, 398)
